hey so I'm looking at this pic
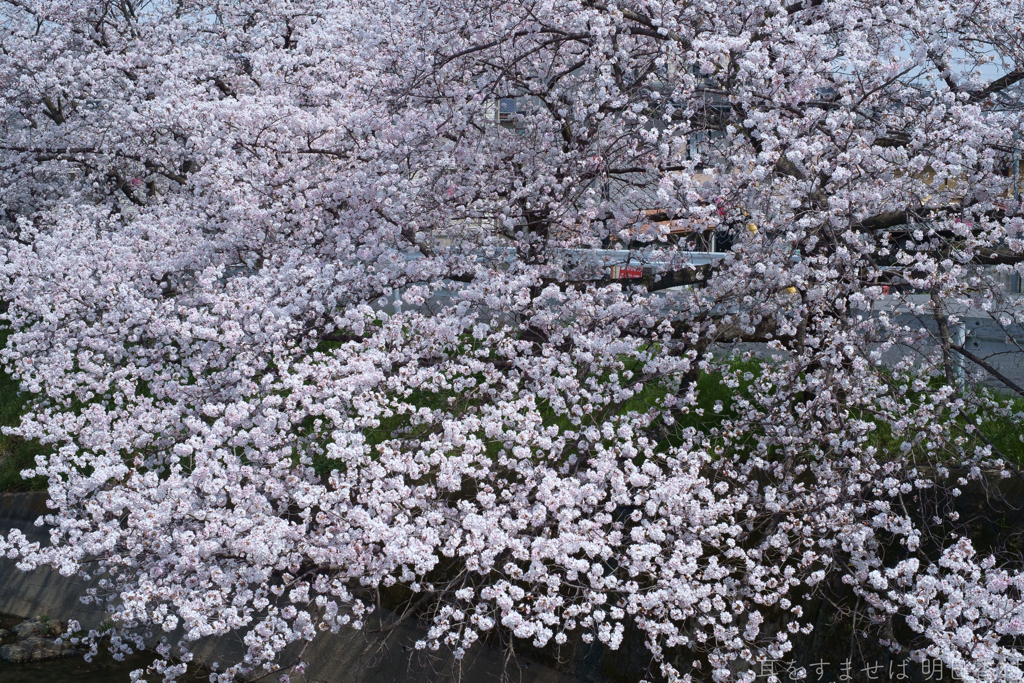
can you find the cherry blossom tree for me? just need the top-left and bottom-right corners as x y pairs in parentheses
(1, 0), (1023, 680)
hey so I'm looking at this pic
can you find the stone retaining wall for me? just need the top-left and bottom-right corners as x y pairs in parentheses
(0, 492), (574, 683)
(0, 493), (108, 632)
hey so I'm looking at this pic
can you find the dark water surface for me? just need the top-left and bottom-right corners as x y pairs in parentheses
(0, 615), (209, 683)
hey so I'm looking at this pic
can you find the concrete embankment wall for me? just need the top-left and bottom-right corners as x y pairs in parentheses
(0, 492), (577, 683)
(0, 492), (109, 632)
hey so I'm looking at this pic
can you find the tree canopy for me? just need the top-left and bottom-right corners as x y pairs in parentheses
(1, 0), (1024, 680)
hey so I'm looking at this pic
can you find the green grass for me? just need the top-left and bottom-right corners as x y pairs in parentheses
(663, 356), (1024, 465)
(973, 391), (1024, 463)
(853, 371), (1024, 464)
(0, 342), (47, 492)
(3, 328), (1022, 493)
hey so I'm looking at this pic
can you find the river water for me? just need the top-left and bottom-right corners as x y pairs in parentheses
(0, 614), (208, 683)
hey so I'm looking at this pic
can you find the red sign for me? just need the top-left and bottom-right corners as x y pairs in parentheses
(612, 266), (643, 279)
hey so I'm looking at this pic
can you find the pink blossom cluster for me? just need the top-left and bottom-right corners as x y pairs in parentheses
(0, 0), (1023, 681)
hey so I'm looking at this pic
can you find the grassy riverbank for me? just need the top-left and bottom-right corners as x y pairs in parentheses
(0, 337), (1021, 494)
(0, 349), (45, 492)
